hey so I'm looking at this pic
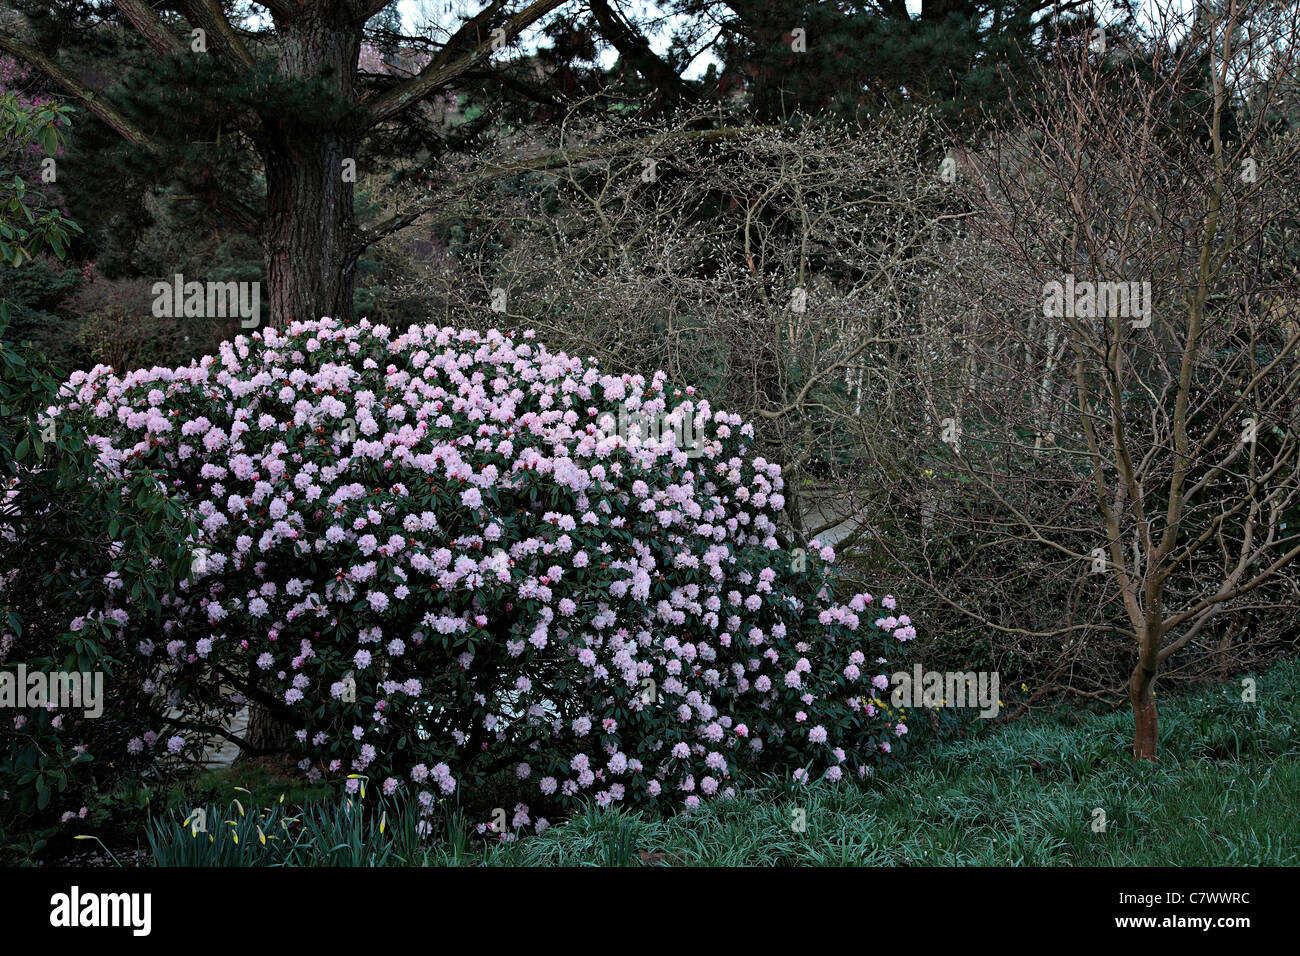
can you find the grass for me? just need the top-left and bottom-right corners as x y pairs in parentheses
(139, 658), (1300, 866)
(163, 756), (333, 811)
(484, 659), (1300, 866)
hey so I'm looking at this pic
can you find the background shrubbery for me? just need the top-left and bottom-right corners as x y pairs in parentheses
(0, 302), (196, 857)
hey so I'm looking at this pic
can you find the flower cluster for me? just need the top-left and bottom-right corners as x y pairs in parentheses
(54, 319), (914, 815)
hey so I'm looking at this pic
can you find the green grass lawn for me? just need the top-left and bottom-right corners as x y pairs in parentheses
(479, 659), (1300, 866)
(141, 659), (1299, 866)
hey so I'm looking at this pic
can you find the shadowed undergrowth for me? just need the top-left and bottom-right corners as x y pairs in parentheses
(486, 660), (1300, 866)
(140, 659), (1298, 866)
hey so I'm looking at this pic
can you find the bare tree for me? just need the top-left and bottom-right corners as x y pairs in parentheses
(377, 104), (955, 550)
(875, 0), (1300, 758)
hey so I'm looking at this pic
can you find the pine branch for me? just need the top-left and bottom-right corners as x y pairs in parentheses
(352, 0), (398, 20)
(177, 0), (257, 70)
(248, 0), (296, 20)
(356, 124), (773, 249)
(428, 0), (508, 69)
(0, 31), (261, 234)
(364, 0), (570, 126)
(111, 0), (187, 56)
(0, 32), (159, 150)
(588, 0), (699, 104)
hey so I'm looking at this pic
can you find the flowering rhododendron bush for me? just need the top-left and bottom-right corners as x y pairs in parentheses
(55, 318), (915, 820)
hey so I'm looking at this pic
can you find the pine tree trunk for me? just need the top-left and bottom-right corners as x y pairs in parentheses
(257, 4), (362, 328)
(238, 700), (296, 762)
(237, 4), (365, 749)
(261, 130), (359, 327)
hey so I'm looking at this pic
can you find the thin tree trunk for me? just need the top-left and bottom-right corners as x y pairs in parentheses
(1129, 660), (1159, 760)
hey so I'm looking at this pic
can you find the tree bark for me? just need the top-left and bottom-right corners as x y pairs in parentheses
(229, 665), (297, 761)
(257, 3), (363, 327)
(261, 128), (360, 327)
(5, 0), (572, 330)
(238, 699), (296, 761)
(1129, 661), (1159, 761)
